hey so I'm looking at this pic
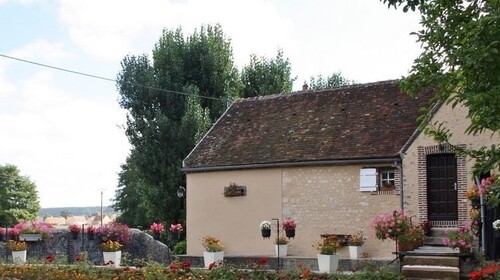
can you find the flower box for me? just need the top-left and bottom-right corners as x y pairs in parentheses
(223, 183), (246, 197)
(19, 233), (42, 242)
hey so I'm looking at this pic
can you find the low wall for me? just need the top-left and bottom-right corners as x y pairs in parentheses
(0, 229), (171, 265)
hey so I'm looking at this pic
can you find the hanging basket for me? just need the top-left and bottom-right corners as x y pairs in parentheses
(261, 229), (271, 239)
(285, 229), (295, 239)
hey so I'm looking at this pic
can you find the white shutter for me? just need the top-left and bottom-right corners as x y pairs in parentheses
(360, 168), (377, 192)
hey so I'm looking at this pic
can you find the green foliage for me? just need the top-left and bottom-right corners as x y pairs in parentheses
(0, 164), (40, 226)
(172, 240), (186, 254)
(240, 49), (295, 97)
(381, 0), (500, 175)
(308, 72), (353, 90)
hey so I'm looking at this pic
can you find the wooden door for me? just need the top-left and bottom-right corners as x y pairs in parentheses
(427, 153), (458, 221)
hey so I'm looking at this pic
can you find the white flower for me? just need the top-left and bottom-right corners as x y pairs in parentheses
(260, 221), (271, 230)
(493, 219), (500, 230)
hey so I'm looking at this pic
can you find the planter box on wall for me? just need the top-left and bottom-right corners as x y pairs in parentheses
(223, 185), (246, 197)
(19, 234), (42, 242)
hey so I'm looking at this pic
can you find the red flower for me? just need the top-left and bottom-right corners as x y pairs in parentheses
(208, 262), (217, 270)
(182, 261), (191, 268)
(105, 260), (114, 266)
(45, 255), (55, 263)
(75, 254), (83, 262)
(258, 257), (268, 265)
(301, 268), (311, 277)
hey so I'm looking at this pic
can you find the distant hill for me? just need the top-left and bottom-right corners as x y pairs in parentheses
(39, 206), (117, 217)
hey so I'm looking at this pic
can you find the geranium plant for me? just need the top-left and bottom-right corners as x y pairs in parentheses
(282, 218), (296, 230)
(466, 185), (480, 201)
(87, 225), (96, 234)
(274, 236), (289, 245)
(479, 174), (500, 205)
(96, 222), (131, 245)
(371, 210), (411, 240)
(169, 223), (183, 233)
(68, 224), (80, 234)
(493, 219), (500, 231)
(7, 240), (27, 251)
(100, 240), (123, 252)
(443, 224), (473, 252)
(348, 230), (366, 246)
(469, 263), (499, 280)
(150, 222), (165, 233)
(201, 235), (224, 252)
(259, 221), (271, 230)
(317, 236), (338, 255)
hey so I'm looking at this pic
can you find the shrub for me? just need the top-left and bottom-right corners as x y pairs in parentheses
(172, 240), (187, 254)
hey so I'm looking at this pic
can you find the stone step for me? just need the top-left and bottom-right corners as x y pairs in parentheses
(429, 228), (457, 238)
(402, 256), (459, 267)
(412, 246), (458, 254)
(424, 236), (447, 246)
(402, 265), (459, 280)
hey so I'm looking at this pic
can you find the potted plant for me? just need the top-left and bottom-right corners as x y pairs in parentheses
(466, 185), (480, 207)
(420, 220), (432, 236)
(7, 240), (28, 263)
(397, 225), (424, 251)
(223, 182), (246, 197)
(316, 235), (339, 273)
(87, 225), (96, 240)
(260, 221), (271, 239)
(443, 225), (473, 254)
(348, 230), (366, 259)
(201, 235), (224, 268)
(96, 222), (131, 245)
(371, 210), (411, 241)
(68, 224), (80, 239)
(101, 240), (123, 267)
(282, 218), (296, 238)
(15, 221), (53, 241)
(274, 236), (289, 257)
(150, 222), (164, 240)
(169, 223), (183, 241)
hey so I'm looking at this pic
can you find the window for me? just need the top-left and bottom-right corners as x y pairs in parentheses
(380, 170), (395, 191)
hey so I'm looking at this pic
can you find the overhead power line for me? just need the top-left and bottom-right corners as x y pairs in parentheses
(0, 53), (225, 101)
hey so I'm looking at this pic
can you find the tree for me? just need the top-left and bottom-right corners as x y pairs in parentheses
(240, 49), (295, 97)
(0, 164), (40, 226)
(307, 72), (353, 90)
(381, 0), (500, 175)
(114, 25), (234, 227)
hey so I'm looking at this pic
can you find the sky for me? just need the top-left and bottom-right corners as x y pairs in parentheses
(0, 0), (422, 208)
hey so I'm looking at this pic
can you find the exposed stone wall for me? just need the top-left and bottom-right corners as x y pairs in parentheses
(0, 229), (171, 265)
(282, 165), (400, 258)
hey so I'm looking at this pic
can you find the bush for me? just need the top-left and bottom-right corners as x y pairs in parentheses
(173, 240), (186, 254)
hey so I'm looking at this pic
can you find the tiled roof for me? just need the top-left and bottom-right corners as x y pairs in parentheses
(183, 80), (434, 171)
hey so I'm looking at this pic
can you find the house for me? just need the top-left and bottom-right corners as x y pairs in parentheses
(182, 80), (499, 258)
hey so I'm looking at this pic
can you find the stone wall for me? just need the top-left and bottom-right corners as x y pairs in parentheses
(0, 229), (171, 265)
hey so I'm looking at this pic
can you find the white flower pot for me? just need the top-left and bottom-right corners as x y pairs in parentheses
(317, 254), (339, 273)
(12, 250), (27, 263)
(348, 245), (364, 259)
(103, 251), (121, 267)
(203, 251), (224, 268)
(275, 244), (288, 257)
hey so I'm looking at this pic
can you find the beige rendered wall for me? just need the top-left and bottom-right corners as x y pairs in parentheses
(186, 169), (283, 256)
(402, 103), (500, 223)
(187, 164), (401, 258)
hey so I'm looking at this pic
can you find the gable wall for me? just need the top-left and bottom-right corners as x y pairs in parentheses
(186, 164), (401, 258)
(402, 103), (500, 225)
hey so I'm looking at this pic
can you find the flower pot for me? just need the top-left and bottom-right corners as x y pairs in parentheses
(203, 251), (224, 268)
(103, 251), (121, 267)
(317, 254), (339, 273)
(348, 245), (364, 259)
(153, 232), (161, 240)
(12, 250), (27, 263)
(398, 241), (414, 252)
(261, 229), (271, 239)
(274, 244), (288, 257)
(285, 229), (295, 239)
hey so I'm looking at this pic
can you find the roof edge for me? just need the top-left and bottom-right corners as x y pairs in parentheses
(182, 157), (401, 173)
